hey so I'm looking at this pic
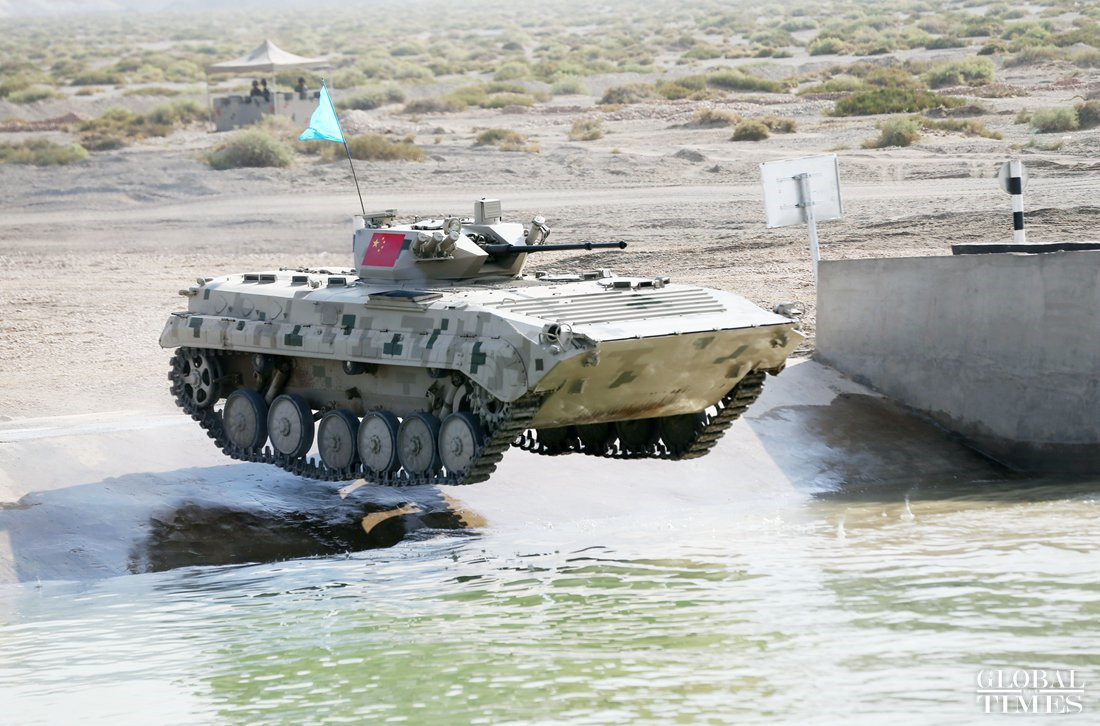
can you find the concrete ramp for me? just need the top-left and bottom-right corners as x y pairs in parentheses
(0, 360), (1008, 584)
(817, 251), (1100, 473)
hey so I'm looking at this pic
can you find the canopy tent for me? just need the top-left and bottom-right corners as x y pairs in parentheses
(205, 39), (327, 75)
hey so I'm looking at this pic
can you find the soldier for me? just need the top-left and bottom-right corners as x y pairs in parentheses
(295, 77), (308, 99)
(260, 78), (271, 102)
(248, 79), (263, 101)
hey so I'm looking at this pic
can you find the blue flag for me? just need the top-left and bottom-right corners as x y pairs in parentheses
(299, 81), (345, 143)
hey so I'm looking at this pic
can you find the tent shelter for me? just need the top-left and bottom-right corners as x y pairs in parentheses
(204, 39), (329, 132)
(205, 39), (328, 75)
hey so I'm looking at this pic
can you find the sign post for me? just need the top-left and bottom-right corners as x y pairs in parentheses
(997, 160), (1027, 244)
(761, 154), (843, 284)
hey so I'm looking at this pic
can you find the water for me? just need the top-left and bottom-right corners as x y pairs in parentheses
(3, 477), (1097, 724)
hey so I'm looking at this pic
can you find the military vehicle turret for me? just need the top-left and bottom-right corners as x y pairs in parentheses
(161, 198), (802, 486)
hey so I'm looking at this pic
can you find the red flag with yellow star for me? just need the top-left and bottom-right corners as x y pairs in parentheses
(361, 232), (405, 267)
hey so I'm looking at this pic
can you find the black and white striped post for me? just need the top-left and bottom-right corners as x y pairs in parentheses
(998, 160), (1028, 244)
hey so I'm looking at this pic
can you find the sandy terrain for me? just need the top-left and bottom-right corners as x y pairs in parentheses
(2, 52), (1100, 422)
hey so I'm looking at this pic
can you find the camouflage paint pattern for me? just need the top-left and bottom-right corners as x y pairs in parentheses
(160, 211), (802, 425)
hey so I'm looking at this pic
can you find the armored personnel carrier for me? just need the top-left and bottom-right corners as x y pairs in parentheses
(161, 199), (802, 486)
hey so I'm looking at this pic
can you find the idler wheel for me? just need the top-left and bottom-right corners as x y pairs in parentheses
(222, 389), (268, 451)
(397, 412), (442, 476)
(575, 423), (614, 454)
(318, 409), (360, 471)
(177, 349), (222, 408)
(438, 412), (483, 476)
(615, 418), (659, 452)
(657, 412), (706, 457)
(267, 394), (315, 458)
(358, 411), (400, 477)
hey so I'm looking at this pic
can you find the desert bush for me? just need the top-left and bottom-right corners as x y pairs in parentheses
(474, 128), (538, 152)
(389, 41), (425, 57)
(833, 87), (964, 116)
(568, 117), (605, 141)
(924, 36), (967, 50)
(863, 117), (922, 148)
(683, 42), (723, 60)
(338, 133), (425, 161)
(920, 117), (1002, 139)
(1075, 100), (1100, 129)
(331, 68), (367, 88)
(655, 75), (711, 100)
(7, 87), (60, 104)
(0, 75), (41, 98)
(689, 107), (740, 126)
(731, 119), (769, 141)
(760, 115), (797, 133)
(444, 83), (545, 109)
(1003, 46), (1061, 67)
(494, 61), (531, 81)
(798, 76), (865, 95)
(808, 37), (852, 55)
(599, 83), (657, 105)
(1014, 108), (1032, 124)
(0, 138), (88, 165)
(550, 76), (588, 95)
(146, 99), (208, 126)
(924, 57), (995, 88)
(706, 69), (786, 93)
(1069, 49), (1100, 68)
(123, 86), (182, 97)
(206, 129), (293, 170)
(480, 92), (536, 109)
(336, 86), (406, 111)
(71, 68), (123, 86)
(77, 102), (203, 148)
(1029, 107), (1078, 133)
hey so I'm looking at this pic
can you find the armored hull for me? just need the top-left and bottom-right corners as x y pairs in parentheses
(161, 201), (802, 486)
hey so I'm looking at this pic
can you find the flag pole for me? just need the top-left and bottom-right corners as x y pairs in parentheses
(323, 79), (366, 216)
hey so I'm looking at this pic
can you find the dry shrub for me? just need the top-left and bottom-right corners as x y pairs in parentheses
(863, 117), (922, 148)
(1075, 100), (1100, 129)
(474, 128), (538, 152)
(731, 120), (769, 141)
(599, 84), (657, 105)
(1029, 107), (1077, 133)
(206, 129), (294, 170)
(338, 133), (425, 161)
(760, 115), (797, 133)
(0, 138), (88, 165)
(689, 108), (740, 127)
(568, 117), (605, 141)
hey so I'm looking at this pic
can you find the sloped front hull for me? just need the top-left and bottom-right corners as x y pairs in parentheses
(529, 324), (799, 428)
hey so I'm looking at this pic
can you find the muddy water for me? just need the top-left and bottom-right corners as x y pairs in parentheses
(2, 476), (1097, 724)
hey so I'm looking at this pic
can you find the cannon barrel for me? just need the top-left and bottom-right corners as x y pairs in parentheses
(484, 241), (628, 255)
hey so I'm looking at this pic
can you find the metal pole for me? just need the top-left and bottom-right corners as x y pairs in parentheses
(323, 79), (366, 216)
(1009, 159), (1026, 244)
(796, 172), (820, 283)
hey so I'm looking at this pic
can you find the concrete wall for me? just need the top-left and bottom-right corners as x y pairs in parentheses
(213, 92), (318, 132)
(817, 251), (1100, 473)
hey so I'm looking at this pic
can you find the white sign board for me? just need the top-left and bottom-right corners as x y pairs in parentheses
(761, 154), (842, 228)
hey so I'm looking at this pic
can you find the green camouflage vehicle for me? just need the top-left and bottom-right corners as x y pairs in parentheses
(161, 199), (802, 486)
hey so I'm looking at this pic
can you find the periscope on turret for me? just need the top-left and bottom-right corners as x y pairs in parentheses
(160, 198), (802, 486)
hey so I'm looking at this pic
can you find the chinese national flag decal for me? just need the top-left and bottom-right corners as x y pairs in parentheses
(361, 232), (405, 267)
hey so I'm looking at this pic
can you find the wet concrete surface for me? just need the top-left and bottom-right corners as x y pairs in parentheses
(0, 360), (1011, 584)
